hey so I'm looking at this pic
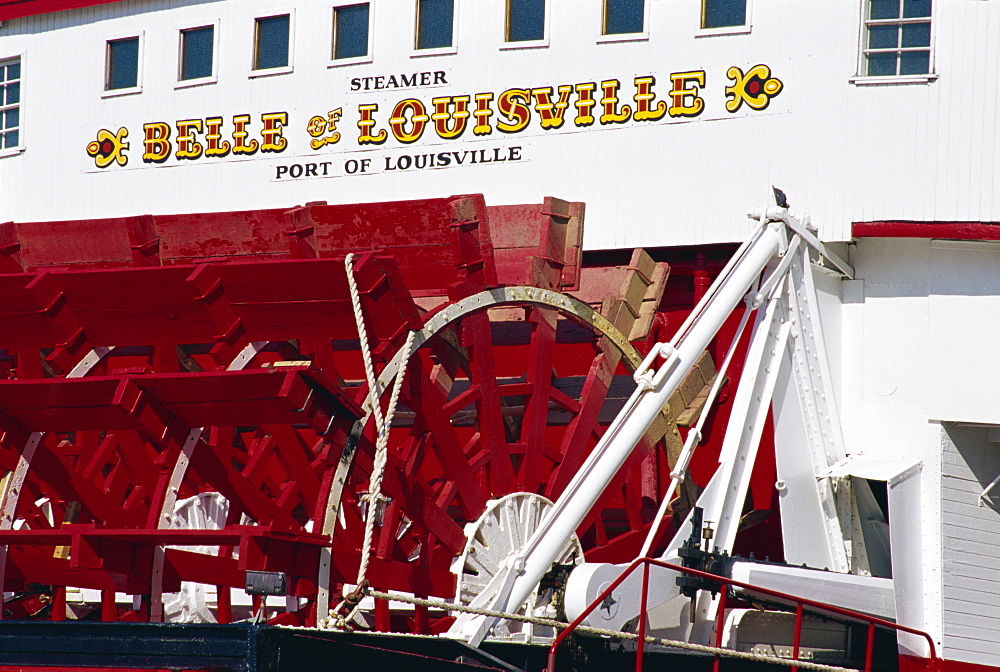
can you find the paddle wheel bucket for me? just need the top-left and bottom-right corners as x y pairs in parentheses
(0, 194), (776, 634)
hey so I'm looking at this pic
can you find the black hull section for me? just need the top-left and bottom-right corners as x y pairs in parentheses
(0, 621), (889, 671)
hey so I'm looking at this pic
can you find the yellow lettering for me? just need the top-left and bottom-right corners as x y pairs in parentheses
(599, 79), (631, 124)
(633, 76), (667, 122)
(142, 122), (171, 163)
(357, 104), (388, 144)
(531, 86), (573, 130)
(204, 117), (231, 157)
(232, 114), (259, 155)
(389, 99), (429, 144)
(473, 93), (494, 136)
(260, 112), (288, 153)
(669, 71), (706, 117)
(174, 119), (203, 160)
(497, 88), (531, 133)
(573, 83), (597, 127)
(431, 96), (470, 140)
(308, 109), (342, 150)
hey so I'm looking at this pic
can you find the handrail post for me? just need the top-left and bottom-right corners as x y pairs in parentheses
(546, 558), (941, 672)
(635, 561), (650, 672)
(791, 602), (803, 672)
(712, 587), (727, 672)
(864, 622), (875, 671)
(547, 557), (645, 672)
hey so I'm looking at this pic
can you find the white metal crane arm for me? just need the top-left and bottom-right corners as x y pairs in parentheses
(564, 220), (853, 641)
(448, 212), (793, 645)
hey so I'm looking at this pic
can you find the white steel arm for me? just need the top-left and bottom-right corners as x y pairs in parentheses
(562, 208), (853, 643)
(449, 207), (803, 645)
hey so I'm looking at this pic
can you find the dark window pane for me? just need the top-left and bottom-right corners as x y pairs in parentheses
(508, 0), (545, 42)
(334, 4), (370, 59)
(5, 82), (19, 105)
(867, 52), (897, 76)
(903, 0), (931, 18)
(703, 0), (746, 28)
(181, 26), (214, 79)
(7, 62), (19, 80)
(4, 108), (18, 129)
(900, 50), (930, 74)
(901, 22), (930, 47)
(255, 15), (290, 69)
(107, 37), (139, 89)
(868, 25), (898, 49)
(604, 0), (644, 34)
(2, 130), (17, 148)
(417, 0), (454, 49)
(869, 0), (899, 20)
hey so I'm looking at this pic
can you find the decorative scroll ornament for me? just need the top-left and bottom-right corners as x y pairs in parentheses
(725, 65), (783, 113)
(86, 127), (130, 168)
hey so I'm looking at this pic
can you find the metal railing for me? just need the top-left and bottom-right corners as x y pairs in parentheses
(547, 557), (939, 672)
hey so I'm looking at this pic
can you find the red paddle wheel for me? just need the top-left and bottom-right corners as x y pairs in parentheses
(0, 195), (770, 632)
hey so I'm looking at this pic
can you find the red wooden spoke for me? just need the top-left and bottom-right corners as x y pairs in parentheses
(0, 195), (712, 634)
(518, 306), (559, 494)
(325, 297), (673, 634)
(459, 311), (516, 495)
(401, 353), (487, 518)
(546, 349), (618, 498)
(378, 461), (467, 555)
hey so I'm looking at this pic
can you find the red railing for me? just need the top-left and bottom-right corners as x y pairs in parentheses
(547, 557), (939, 672)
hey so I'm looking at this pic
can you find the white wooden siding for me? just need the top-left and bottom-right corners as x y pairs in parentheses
(941, 425), (1000, 668)
(1, 1), (1000, 247)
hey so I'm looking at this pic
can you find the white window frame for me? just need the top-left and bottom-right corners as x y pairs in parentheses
(500, 0), (550, 51)
(250, 11), (295, 78)
(102, 32), (143, 98)
(0, 54), (23, 158)
(851, 0), (936, 85)
(329, 1), (374, 68)
(176, 21), (220, 89)
(696, 0), (752, 37)
(411, 0), (459, 58)
(596, 0), (650, 44)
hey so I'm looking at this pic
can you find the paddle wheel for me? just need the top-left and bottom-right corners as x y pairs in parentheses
(0, 195), (766, 633)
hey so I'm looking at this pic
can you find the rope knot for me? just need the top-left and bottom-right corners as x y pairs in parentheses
(359, 491), (390, 504)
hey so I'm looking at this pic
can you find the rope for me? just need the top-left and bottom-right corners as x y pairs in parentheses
(354, 329), (415, 588)
(345, 253), (386, 436)
(331, 256), (853, 672)
(360, 589), (858, 672)
(330, 254), (417, 629)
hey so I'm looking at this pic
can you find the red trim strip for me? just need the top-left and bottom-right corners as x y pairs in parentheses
(900, 654), (1000, 672)
(853, 221), (1000, 241)
(0, 0), (126, 22)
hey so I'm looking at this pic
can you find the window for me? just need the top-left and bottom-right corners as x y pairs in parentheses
(862, 0), (932, 77)
(416, 0), (454, 50)
(254, 14), (290, 70)
(506, 0), (544, 43)
(333, 3), (370, 60)
(0, 58), (20, 150)
(603, 0), (644, 35)
(180, 26), (214, 81)
(105, 37), (139, 90)
(702, 0), (746, 29)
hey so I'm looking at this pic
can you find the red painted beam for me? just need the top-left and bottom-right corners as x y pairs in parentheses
(0, 0), (127, 22)
(0, 367), (360, 433)
(0, 524), (332, 545)
(853, 221), (1000, 240)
